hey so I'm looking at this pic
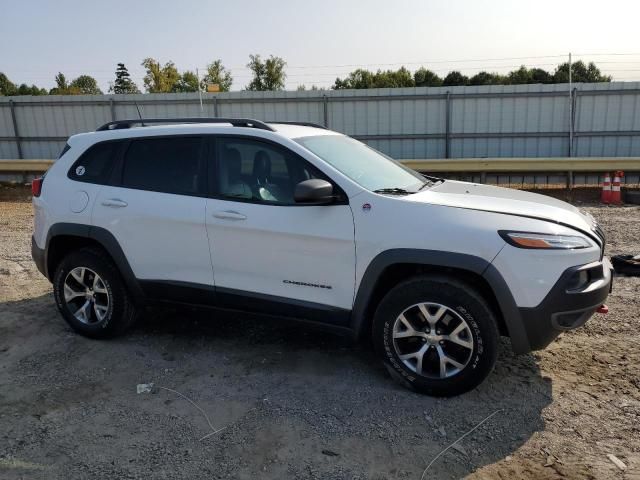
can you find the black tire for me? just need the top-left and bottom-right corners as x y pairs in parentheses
(372, 275), (499, 396)
(53, 247), (137, 338)
(625, 190), (640, 205)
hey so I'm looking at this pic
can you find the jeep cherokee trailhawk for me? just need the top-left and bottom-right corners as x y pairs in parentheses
(31, 118), (613, 396)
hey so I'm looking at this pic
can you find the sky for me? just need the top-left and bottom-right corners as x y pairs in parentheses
(2, 0), (640, 92)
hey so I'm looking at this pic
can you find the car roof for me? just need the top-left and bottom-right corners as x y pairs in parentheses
(69, 121), (338, 146)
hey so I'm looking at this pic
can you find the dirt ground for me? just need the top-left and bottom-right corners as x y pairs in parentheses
(1, 188), (639, 480)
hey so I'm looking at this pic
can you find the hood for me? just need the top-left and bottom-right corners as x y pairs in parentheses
(406, 180), (597, 236)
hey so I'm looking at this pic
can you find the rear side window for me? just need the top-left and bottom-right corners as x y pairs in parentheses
(122, 137), (204, 196)
(68, 141), (119, 184)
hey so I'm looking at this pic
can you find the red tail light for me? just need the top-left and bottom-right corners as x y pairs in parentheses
(32, 177), (43, 197)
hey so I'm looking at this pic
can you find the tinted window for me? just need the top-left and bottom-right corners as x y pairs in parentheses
(216, 138), (324, 205)
(68, 141), (119, 184)
(122, 137), (204, 195)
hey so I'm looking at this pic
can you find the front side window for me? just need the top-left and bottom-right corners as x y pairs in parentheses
(295, 135), (427, 193)
(215, 137), (324, 205)
(122, 137), (204, 195)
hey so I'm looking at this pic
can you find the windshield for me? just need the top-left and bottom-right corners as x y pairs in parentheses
(295, 135), (427, 193)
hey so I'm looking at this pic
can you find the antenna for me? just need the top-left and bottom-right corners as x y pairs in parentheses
(134, 101), (145, 127)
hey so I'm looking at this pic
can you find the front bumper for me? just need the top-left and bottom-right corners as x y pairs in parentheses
(31, 235), (47, 278)
(517, 257), (613, 351)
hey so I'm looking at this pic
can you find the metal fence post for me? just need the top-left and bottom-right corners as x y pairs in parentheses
(109, 98), (116, 121)
(571, 88), (578, 157)
(9, 100), (23, 159)
(568, 53), (573, 157)
(445, 91), (451, 159)
(323, 95), (329, 128)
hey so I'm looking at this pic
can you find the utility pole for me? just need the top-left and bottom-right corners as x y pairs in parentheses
(196, 68), (204, 114)
(568, 52), (573, 157)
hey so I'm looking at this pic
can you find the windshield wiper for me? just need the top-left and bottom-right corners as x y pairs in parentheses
(373, 187), (412, 195)
(418, 176), (444, 191)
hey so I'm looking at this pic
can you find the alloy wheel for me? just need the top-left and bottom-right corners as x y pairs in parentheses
(392, 302), (474, 379)
(63, 267), (110, 325)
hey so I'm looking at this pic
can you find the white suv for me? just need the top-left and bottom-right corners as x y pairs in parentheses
(31, 118), (613, 396)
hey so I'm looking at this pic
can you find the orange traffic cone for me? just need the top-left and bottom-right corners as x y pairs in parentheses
(610, 171), (624, 205)
(601, 172), (612, 204)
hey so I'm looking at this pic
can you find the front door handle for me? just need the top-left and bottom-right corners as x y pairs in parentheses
(212, 210), (247, 221)
(101, 198), (128, 208)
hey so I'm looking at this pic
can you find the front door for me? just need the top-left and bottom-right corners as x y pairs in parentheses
(205, 136), (355, 322)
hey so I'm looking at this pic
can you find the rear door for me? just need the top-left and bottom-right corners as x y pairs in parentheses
(204, 136), (356, 322)
(92, 135), (214, 296)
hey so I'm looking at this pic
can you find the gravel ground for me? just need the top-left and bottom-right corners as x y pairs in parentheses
(1, 190), (639, 479)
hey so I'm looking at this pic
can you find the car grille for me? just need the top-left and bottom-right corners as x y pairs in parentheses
(592, 223), (606, 258)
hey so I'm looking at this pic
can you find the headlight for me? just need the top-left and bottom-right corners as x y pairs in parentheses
(499, 231), (591, 250)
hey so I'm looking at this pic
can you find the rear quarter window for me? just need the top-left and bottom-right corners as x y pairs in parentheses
(68, 141), (121, 184)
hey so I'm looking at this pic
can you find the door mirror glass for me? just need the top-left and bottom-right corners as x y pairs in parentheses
(294, 179), (334, 204)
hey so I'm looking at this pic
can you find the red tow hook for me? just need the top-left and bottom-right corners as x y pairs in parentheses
(596, 304), (609, 314)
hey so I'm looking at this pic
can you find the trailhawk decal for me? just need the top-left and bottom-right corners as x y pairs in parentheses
(283, 279), (332, 290)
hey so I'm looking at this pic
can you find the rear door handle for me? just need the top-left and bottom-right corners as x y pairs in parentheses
(212, 210), (247, 220)
(101, 199), (128, 208)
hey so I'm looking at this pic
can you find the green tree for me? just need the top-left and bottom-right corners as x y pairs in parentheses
(333, 67), (415, 89)
(508, 66), (532, 84)
(508, 66), (553, 84)
(442, 71), (469, 86)
(141, 58), (180, 93)
(17, 84), (47, 95)
(553, 60), (611, 83)
(414, 68), (442, 87)
(379, 67), (414, 87)
(296, 84), (321, 91)
(469, 71), (507, 86)
(246, 54), (287, 91)
(110, 63), (140, 94)
(530, 68), (553, 84)
(0, 74), (46, 95)
(172, 70), (200, 92)
(201, 60), (233, 92)
(333, 69), (375, 89)
(49, 72), (72, 94)
(0, 73), (18, 96)
(69, 75), (103, 94)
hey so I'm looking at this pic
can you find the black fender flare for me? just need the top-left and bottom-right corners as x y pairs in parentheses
(45, 222), (143, 298)
(350, 248), (531, 353)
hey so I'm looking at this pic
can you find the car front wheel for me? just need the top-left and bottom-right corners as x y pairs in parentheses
(372, 275), (499, 396)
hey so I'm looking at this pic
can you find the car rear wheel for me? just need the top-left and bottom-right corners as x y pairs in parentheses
(372, 275), (499, 396)
(53, 247), (137, 338)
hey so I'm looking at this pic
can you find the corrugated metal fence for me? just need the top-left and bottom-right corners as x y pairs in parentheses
(1, 82), (640, 161)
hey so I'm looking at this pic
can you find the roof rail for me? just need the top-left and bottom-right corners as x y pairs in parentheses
(267, 121), (327, 130)
(96, 117), (275, 132)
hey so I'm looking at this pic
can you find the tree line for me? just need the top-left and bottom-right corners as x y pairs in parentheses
(0, 58), (612, 96)
(333, 61), (611, 89)
(0, 55), (284, 96)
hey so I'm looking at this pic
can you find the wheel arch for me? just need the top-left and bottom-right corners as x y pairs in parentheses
(351, 249), (526, 351)
(45, 223), (143, 298)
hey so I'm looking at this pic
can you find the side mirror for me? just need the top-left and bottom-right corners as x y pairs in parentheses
(294, 179), (335, 204)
